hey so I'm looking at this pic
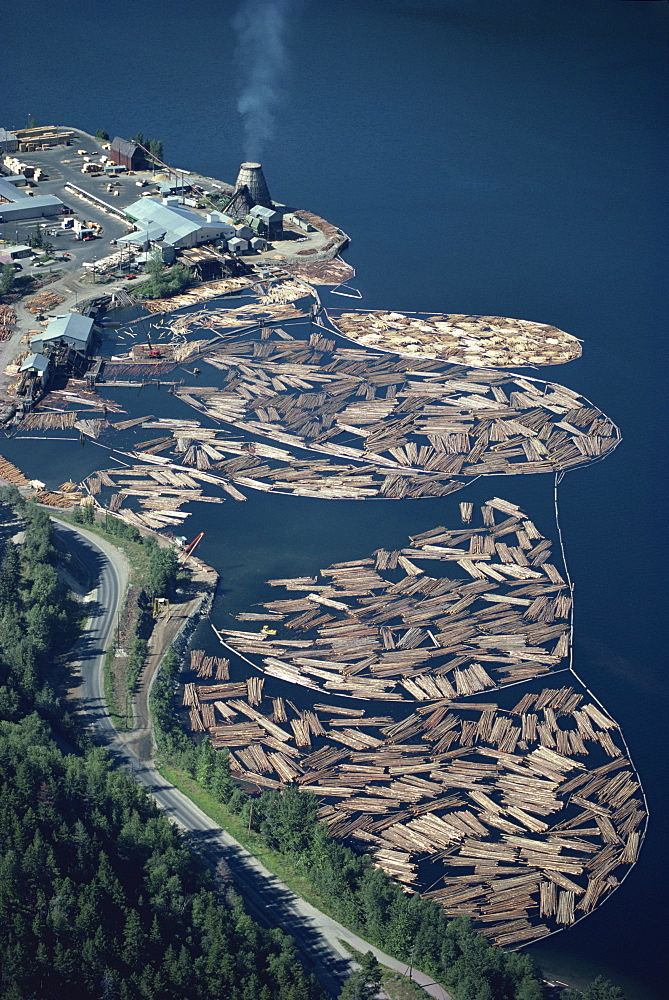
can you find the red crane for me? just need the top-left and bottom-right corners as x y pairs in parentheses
(179, 532), (204, 565)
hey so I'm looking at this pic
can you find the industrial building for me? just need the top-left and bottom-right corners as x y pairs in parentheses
(227, 236), (248, 255)
(117, 221), (170, 252)
(19, 354), (50, 391)
(0, 129), (18, 153)
(0, 176), (64, 222)
(0, 244), (34, 261)
(31, 313), (94, 355)
(109, 137), (145, 171)
(158, 180), (190, 197)
(248, 204), (282, 239)
(283, 211), (316, 232)
(124, 198), (235, 249)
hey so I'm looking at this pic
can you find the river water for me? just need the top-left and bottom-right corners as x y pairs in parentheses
(3, 2), (667, 996)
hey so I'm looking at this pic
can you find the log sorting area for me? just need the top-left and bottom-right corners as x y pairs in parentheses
(167, 320), (617, 499)
(0, 290), (644, 950)
(184, 498), (646, 947)
(326, 310), (583, 368)
(77, 319), (619, 509)
(217, 497), (571, 699)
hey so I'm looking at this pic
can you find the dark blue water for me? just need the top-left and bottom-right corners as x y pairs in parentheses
(3, 2), (667, 996)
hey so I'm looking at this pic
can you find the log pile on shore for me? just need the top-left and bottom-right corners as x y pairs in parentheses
(140, 276), (256, 314)
(0, 453), (32, 488)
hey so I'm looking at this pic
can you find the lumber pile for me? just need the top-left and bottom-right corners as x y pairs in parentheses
(25, 290), (66, 313)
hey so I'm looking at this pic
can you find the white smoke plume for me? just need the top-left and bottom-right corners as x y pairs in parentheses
(234, 0), (293, 162)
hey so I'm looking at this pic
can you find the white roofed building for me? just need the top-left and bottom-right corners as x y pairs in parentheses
(124, 198), (234, 249)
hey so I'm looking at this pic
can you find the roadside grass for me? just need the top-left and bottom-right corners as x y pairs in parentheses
(103, 645), (130, 731)
(338, 942), (429, 1000)
(50, 511), (147, 729)
(156, 761), (342, 920)
(50, 510), (153, 589)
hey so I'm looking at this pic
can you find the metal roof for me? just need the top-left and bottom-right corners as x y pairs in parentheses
(3, 244), (32, 255)
(118, 223), (167, 245)
(34, 312), (94, 351)
(0, 178), (30, 201)
(249, 205), (279, 222)
(0, 195), (64, 220)
(111, 137), (139, 159)
(124, 198), (231, 246)
(20, 353), (49, 373)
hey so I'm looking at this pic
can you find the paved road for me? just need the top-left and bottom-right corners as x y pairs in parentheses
(58, 519), (451, 1000)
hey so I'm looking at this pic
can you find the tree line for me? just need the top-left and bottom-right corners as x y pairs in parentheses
(0, 488), (323, 999)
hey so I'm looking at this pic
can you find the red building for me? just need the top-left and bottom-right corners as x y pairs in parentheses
(109, 137), (145, 171)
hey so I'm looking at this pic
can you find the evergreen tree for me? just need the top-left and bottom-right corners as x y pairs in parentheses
(1, 262), (15, 296)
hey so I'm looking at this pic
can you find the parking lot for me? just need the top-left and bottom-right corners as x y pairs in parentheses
(0, 129), (158, 276)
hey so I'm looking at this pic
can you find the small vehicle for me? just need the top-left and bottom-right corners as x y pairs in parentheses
(12, 262), (23, 271)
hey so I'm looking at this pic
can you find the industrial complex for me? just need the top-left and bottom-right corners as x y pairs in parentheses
(0, 124), (350, 416)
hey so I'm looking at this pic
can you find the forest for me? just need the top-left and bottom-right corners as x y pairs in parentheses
(0, 488), (322, 999)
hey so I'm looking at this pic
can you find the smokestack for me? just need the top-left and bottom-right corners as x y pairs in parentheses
(234, 161), (272, 208)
